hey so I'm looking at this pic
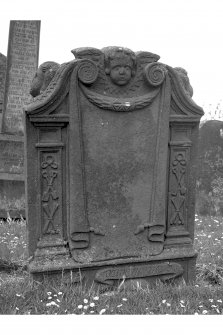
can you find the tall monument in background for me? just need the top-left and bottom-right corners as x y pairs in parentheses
(0, 20), (40, 217)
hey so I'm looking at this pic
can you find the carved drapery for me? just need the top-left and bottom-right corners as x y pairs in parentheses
(79, 61), (166, 112)
(80, 84), (161, 111)
(68, 55), (170, 260)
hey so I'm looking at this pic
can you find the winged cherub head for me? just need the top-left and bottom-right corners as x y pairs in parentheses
(103, 47), (136, 86)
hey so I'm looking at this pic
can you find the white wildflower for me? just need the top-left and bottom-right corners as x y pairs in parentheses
(46, 301), (59, 307)
(99, 308), (106, 314)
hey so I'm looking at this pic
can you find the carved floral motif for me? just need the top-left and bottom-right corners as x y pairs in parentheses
(41, 155), (59, 234)
(170, 152), (187, 225)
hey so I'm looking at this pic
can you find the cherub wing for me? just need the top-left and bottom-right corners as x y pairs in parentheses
(136, 51), (160, 66)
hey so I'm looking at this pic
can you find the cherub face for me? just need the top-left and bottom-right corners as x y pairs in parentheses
(109, 64), (132, 86)
(108, 57), (134, 86)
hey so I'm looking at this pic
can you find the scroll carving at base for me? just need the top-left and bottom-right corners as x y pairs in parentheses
(95, 262), (183, 285)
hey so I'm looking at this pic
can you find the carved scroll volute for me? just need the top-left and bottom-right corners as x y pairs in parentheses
(144, 62), (167, 87)
(77, 59), (99, 85)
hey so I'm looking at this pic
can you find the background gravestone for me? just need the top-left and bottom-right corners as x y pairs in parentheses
(196, 120), (223, 215)
(0, 53), (7, 123)
(25, 46), (203, 286)
(0, 21), (40, 217)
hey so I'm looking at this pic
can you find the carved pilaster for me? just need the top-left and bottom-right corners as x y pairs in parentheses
(33, 124), (69, 258)
(41, 153), (59, 235)
(170, 151), (187, 226)
(165, 124), (192, 247)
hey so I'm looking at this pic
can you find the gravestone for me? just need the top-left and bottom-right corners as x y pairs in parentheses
(0, 21), (40, 217)
(0, 53), (6, 116)
(25, 47), (203, 286)
(196, 120), (223, 215)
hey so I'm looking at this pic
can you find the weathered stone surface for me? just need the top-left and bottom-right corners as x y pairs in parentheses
(25, 46), (203, 286)
(0, 21), (40, 218)
(0, 134), (24, 175)
(1, 20), (40, 135)
(0, 53), (6, 116)
(0, 133), (25, 217)
(197, 120), (223, 193)
(196, 120), (223, 215)
(95, 262), (183, 285)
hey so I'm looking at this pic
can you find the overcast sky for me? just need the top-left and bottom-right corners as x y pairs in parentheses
(1, 0), (223, 119)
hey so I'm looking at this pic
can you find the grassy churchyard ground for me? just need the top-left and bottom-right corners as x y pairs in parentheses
(0, 214), (223, 315)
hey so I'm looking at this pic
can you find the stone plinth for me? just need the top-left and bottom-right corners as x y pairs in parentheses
(0, 21), (40, 218)
(25, 47), (203, 286)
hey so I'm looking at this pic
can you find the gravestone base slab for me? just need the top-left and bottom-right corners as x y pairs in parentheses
(0, 134), (25, 218)
(29, 247), (197, 287)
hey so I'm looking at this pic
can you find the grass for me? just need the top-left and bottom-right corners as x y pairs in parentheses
(0, 213), (223, 315)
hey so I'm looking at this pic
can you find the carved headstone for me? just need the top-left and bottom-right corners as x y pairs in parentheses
(25, 46), (203, 286)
